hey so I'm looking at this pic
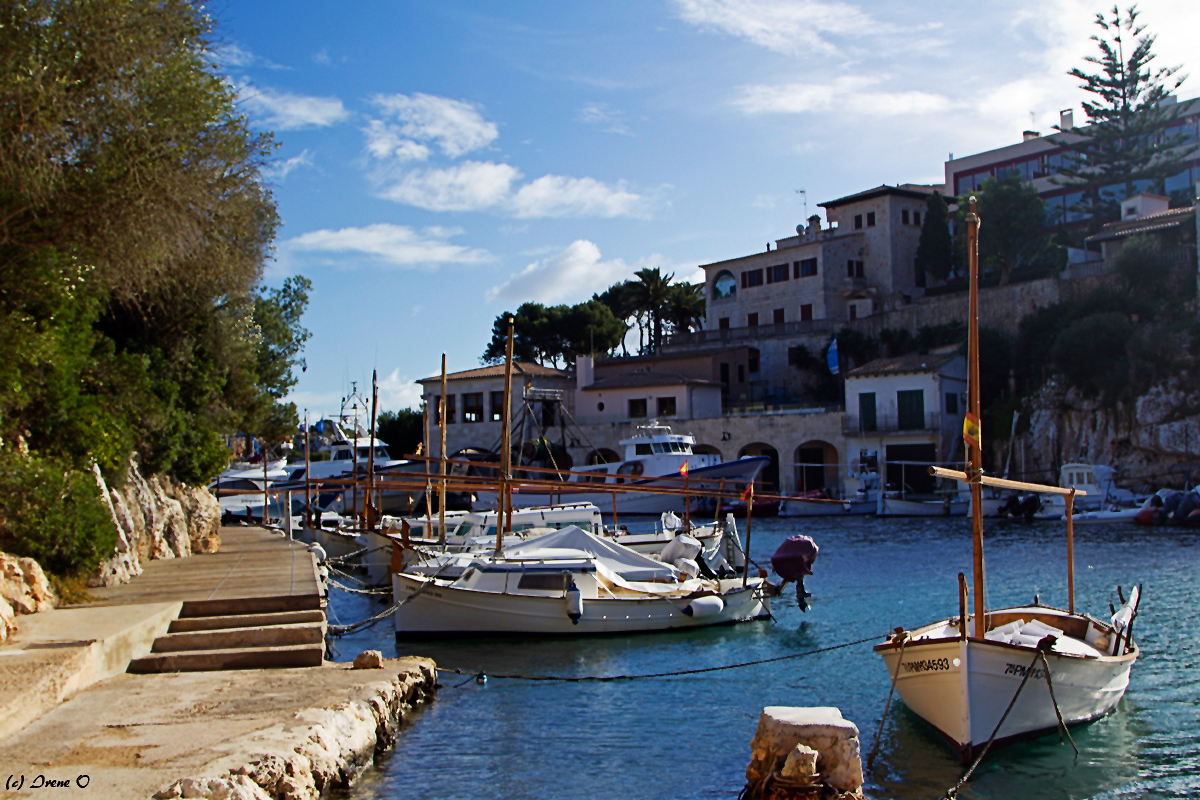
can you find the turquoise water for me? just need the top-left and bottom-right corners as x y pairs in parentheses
(326, 516), (1200, 800)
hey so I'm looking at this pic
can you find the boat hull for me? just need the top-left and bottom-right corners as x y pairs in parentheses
(392, 574), (769, 636)
(876, 625), (1136, 760)
(877, 496), (968, 517)
(779, 499), (851, 517)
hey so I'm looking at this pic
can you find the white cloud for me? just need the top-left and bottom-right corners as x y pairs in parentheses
(312, 48), (332, 66)
(281, 223), (492, 269)
(377, 162), (522, 212)
(210, 43), (288, 70)
(511, 175), (646, 219)
(737, 75), (952, 117)
(363, 120), (431, 161)
(378, 368), (423, 412)
(370, 93), (498, 158)
(577, 102), (631, 135)
(487, 241), (686, 304)
(240, 86), (349, 129)
(674, 0), (886, 57)
(262, 149), (313, 181)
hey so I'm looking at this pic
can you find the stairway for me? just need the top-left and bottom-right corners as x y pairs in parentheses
(128, 595), (325, 673)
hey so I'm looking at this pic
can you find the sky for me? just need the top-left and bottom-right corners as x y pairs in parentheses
(214, 0), (1200, 416)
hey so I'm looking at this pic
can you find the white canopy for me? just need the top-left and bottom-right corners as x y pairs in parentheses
(501, 526), (677, 583)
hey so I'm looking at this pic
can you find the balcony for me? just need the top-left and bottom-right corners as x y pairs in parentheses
(843, 411), (945, 435)
(663, 318), (836, 348)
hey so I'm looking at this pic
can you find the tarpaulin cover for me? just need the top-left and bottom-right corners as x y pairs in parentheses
(771, 535), (819, 580)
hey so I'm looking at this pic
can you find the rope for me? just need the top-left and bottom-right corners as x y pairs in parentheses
(434, 633), (879, 684)
(1039, 650), (1079, 755)
(327, 578), (391, 596)
(326, 558), (458, 636)
(944, 637), (1053, 799)
(866, 632), (908, 770)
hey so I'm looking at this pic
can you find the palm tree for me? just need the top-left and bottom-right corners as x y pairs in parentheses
(633, 267), (672, 354)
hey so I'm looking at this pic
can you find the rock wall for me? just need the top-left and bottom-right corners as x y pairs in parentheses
(91, 455), (221, 588)
(152, 660), (438, 800)
(1006, 380), (1200, 490)
(0, 552), (57, 643)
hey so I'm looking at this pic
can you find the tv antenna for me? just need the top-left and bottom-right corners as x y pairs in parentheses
(795, 189), (807, 219)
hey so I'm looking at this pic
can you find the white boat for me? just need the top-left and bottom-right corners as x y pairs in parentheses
(874, 199), (1140, 765)
(877, 492), (968, 517)
(392, 526), (769, 636)
(779, 496), (851, 516)
(209, 463), (294, 519)
(470, 422), (768, 515)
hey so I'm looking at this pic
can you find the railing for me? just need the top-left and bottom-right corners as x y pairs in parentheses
(843, 411), (945, 435)
(664, 318), (837, 347)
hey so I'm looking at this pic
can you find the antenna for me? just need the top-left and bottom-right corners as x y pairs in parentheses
(795, 189), (807, 219)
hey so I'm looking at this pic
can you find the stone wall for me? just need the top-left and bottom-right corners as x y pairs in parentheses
(91, 455), (221, 588)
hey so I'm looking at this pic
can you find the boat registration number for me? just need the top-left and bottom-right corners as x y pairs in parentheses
(1004, 662), (1048, 679)
(902, 657), (952, 673)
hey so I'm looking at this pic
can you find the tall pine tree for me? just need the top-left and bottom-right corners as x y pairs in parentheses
(916, 192), (954, 283)
(1053, 6), (1197, 225)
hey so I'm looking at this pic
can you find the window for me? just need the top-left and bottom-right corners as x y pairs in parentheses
(597, 402), (605, 411)
(713, 270), (737, 300)
(741, 269), (764, 288)
(635, 443), (652, 455)
(795, 258), (817, 277)
(434, 394), (456, 424)
(767, 263), (789, 283)
(747, 312), (759, 327)
(773, 308), (785, 324)
(748, 348), (760, 373)
(854, 214), (863, 229)
(489, 391), (505, 421)
(720, 363), (730, 386)
(859, 393), (877, 432)
(718, 317), (729, 329)
(657, 397), (677, 417)
(462, 392), (483, 423)
(866, 211), (876, 227)
(800, 304), (813, 322)
(849, 304), (857, 320)
(897, 390), (925, 430)
(902, 209), (910, 225)
(945, 392), (959, 414)
(847, 259), (864, 278)
(628, 398), (647, 418)
(914, 211), (921, 226)
(738, 364), (745, 383)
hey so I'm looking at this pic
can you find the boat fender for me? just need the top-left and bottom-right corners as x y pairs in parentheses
(1134, 506), (1156, 526)
(566, 581), (583, 625)
(674, 557), (700, 579)
(682, 595), (725, 618)
(309, 543), (328, 563)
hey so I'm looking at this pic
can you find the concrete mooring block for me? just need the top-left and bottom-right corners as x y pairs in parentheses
(744, 706), (865, 799)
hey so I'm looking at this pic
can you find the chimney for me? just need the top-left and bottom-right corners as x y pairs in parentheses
(1022, 130), (1040, 141)
(807, 214), (822, 237)
(1060, 108), (1074, 130)
(575, 354), (593, 390)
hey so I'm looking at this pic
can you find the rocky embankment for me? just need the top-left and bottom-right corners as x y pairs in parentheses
(0, 553), (56, 642)
(1013, 380), (1200, 489)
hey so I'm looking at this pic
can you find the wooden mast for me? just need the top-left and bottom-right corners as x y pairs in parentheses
(967, 196), (985, 637)
(497, 317), (515, 555)
(304, 410), (311, 527)
(1066, 489), (1075, 614)
(439, 355), (448, 546)
(366, 370), (378, 532)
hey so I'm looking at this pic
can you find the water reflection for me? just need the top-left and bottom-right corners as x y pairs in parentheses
(328, 516), (1200, 800)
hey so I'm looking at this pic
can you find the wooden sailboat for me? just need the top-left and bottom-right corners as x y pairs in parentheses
(872, 198), (1141, 762)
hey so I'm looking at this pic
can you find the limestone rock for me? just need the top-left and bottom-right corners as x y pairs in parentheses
(353, 650), (383, 669)
(154, 775), (272, 799)
(0, 595), (16, 643)
(781, 743), (819, 779)
(178, 484), (221, 554)
(0, 552), (56, 615)
(746, 706), (864, 796)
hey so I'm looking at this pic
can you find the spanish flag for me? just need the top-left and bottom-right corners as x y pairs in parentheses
(740, 483), (754, 502)
(963, 412), (982, 451)
(680, 461), (689, 477)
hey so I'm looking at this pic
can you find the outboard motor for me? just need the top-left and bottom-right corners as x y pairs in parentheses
(770, 535), (819, 612)
(566, 580), (582, 625)
(1017, 494), (1041, 522)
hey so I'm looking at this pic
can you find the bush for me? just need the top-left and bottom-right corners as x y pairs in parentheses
(1050, 312), (1133, 400)
(0, 450), (116, 576)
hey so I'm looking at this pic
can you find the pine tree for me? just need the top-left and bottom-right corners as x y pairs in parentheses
(916, 192), (953, 283)
(1053, 6), (1197, 224)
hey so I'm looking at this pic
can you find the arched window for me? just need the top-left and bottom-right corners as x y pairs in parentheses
(713, 270), (737, 300)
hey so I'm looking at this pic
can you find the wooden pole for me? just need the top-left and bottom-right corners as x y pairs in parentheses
(351, 400), (359, 524)
(967, 196), (986, 638)
(714, 478), (725, 523)
(304, 410), (311, 527)
(742, 487), (754, 588)
(366, 370), (378, 532)
(683, 466), (690, 532)
(262, 439), (269, 526)
(1066, 489), (1075, 614)
(959, 572), (968, 640)
(497, 317), (515, 555)
(439, 354), (448, 546)
(611, 489), (618, 532)
(423, 397), (432, 536)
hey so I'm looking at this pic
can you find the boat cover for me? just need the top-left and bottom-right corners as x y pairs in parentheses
(770, 535), (819, 580)
(502, 526), (678, 582)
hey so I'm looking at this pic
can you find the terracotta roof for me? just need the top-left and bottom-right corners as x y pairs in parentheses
(583, 372), (722, 391)
(1085, 206), (1197, 243)
(417, 362), (569, 384)
(847, 351), (961, 378)
(819, 184), (941, 209)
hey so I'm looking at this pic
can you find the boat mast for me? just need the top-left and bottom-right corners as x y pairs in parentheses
(439, 354), (447, 546)
(366, 370), (378, 532)
(497, 317), (515, 555)
(966, 197), (985, 637)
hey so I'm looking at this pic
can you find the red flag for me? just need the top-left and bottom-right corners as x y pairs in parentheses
(680, 461), (689, 477)
(740, 483), (754, 502)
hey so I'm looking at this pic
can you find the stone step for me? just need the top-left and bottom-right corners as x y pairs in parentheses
(168, 610), (325, 633)
(179, 594), (322, 618)
(128, 643), (324, 673)
(151, 623), (325, 653)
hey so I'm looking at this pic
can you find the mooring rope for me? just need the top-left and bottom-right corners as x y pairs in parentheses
(1039, 649), (1079, 755)
(865, 631), (908, 770)
(435, 633), (879, 685)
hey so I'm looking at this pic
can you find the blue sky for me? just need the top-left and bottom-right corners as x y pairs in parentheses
(214, 0), (1198, 416)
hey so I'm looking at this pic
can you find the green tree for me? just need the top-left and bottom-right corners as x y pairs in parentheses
(663, 282), (706, 336)
(631, 267), (673, 354)
(1053, 6), (1198, 223)
(1051, 312), (1133, 400)
(966, 174), (1054, 286)
(916, 192), (954, 282)
(375, 409), (424, 457)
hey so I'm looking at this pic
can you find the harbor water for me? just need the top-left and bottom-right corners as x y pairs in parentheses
(327, 515), (1200, 799)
